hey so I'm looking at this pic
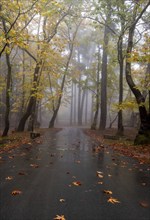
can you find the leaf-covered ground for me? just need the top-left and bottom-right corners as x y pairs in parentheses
(84, 128), (150, 164)
(0, 128), (61, 154)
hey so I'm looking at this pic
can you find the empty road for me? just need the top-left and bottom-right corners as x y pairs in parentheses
(0, 127), (150, 220)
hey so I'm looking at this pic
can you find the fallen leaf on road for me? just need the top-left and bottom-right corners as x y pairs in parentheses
(141, 183), (146, 186)
(97, 173), (103, 178)
(97, 171), (103, 174)
(107, 197), (120, 204)
(93, 146), (101, 153)
(59, 199), (65, 202)
(20, 153), (26, 156)
(139, 201), (149, 208)
(72, 181), (82, 186)
(106, 151), (110, 154)
(30, 164), (39, 168)
(53, 215), (66, 220)
(11, 190), (22, 195)
(103, 190), (113, 195)
(98, 181), (103, 185)
(96, 171), (103, 178)
(18, 171), (27, 175)
(6, 176), (13, 180)
(75, 160), (81, 164)
(8, 156), (14, 159)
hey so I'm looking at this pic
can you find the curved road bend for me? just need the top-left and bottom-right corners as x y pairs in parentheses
(0, 127), (150, 220)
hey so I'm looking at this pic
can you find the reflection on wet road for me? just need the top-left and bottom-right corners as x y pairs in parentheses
(0, 127), (150, 220)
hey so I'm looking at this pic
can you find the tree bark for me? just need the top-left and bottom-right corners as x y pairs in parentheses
(2, 17), (12, 137)
(117, 35), (124, 136)
(2, 53), (11, 137)
(17, 64), (40, 131)
(99, 24), (109, 130)
(125, 2), (150, 144)
(49, 74), (66, 128)
(91, 45), (101, 130)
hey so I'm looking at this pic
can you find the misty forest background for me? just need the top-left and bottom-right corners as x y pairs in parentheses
(0, 0), (150, 144)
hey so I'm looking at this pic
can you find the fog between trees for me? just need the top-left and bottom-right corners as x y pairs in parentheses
(0, 0), (150, 144)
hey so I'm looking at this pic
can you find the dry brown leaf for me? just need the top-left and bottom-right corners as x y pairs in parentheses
(11, 190), (22, 195)
(53, 215), (66, 220)
(6, 176), (13, 180)
(96, 171), (103, 178)
(18, 171), (27, 175)
(97, 171), (103, 174)
(75, 160), (81, 164)
(107, 197), (120, 204)
(8, 156), (14, 159)
(59, 199), (65, 203)
(72, 181), (82, 186)
(30, 164), (39, 168)
(97, 174), (103, 178)
(103, 190), (113, 195)
(98, 181), (103, 185)
(139, 201), (149, 208)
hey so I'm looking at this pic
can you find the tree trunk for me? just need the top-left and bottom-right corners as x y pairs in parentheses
(48, 22), (81, 128)
(49, 73), (66, 128)
(74, 83), (77, 125)
(70, 81), (73, 125)
(125, 2), (150, 144)
(117, 35), (124, 136)
(17, 64), (40, 131)
(99, 24), (109, 130)
(2, 53), (11, 137)
(85, 90), (88, 125)
(78, 86), (86, 126)
(91, 45), (101, 130)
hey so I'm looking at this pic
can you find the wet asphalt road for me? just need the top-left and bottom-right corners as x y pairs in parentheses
(0, 127), (150, 220)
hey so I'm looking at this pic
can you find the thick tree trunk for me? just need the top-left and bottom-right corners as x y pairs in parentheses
(2, 53), (11, 137)
(117, 35), (124, 136)
(91, 100), (99, 130)
(99, 24), (109, 130)
(49, 109), (59, 128)
(17, 64), (40, 131)
(125, 2), (150, 144)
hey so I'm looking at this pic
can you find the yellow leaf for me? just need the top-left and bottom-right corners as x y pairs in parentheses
(103, 190), (113, 195)
(96, 171), (103, 178)
(53, 215), (66, 220)
(72, 181), (82, 186)
(5, 176), (13, 180)
(11, 190), (22, 195)
(107, 197), (120, 204)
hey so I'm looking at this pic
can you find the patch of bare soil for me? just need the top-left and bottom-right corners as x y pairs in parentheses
(84, 127), (150, 164)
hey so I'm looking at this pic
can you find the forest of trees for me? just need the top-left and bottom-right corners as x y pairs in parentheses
(0, 0), (150, 144)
